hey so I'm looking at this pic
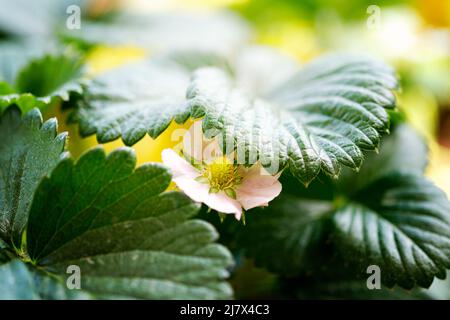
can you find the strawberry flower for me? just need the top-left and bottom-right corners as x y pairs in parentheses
(162, 122), (282, 220)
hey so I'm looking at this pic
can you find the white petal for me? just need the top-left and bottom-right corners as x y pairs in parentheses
(174, 176), (243, 219)
(161, 149), (199, 179)
(236, 163), (282, 210)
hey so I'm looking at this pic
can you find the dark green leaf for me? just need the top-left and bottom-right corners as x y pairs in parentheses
(333, 173), (450, 289)
(338, 123), (428, 192)
(0, 239), (11, 264)
(239, 125), (450, 289)
(26, 147), (233, 299)
(0, 106), (67, 247)
(238, 194), (333, 276)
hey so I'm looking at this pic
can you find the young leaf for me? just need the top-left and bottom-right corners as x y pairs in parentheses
(15, 54), (85, 102)
(0, 106), (67, 247)
(25, 147), (233, 299)
(0, 41), (48, 84)
(73, 49), (398, 185)
(239, 125), (450, 289)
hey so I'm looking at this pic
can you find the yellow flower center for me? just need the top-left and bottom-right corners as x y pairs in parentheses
(201, 157), (242, 193)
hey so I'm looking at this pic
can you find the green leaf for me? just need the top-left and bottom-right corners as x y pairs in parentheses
(187, 52), (397, 184)
(0, 252), (10, 264)
(338, 123), (428, 192)
(0, 106), (67, 247)
(239, 125), (450, 289)
(0, 42), (40, 84)
(26, 147), (233, 299)
(0, 93), (47, 114)
(70, 59), (191, 145)
(15, 54), (85, 102)
(333, 173), (450, 289)
(238, 194), (334, 276)
(0, 82), (15, 94)
(73, 49), (397, 185)
(0, 53), (86, 113)
(0, 259), (92, 299)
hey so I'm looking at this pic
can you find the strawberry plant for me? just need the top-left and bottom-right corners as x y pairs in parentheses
(0, 0), (449, 300)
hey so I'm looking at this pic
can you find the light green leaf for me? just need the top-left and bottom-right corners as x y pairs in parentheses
(239, 125), (450, 289)
(0, 259), (91, 299)
(15, 54), (85, 102)
(0, 106), (67, 247)
(0, 53), (86, 113)
(25, 147), (233, 299)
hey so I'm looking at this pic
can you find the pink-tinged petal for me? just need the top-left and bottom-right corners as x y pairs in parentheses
(173, 176), (243, 219)
(236, 163), (282, 210)
(202, 191), (243, 220)
(161, 149), (199, 179)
